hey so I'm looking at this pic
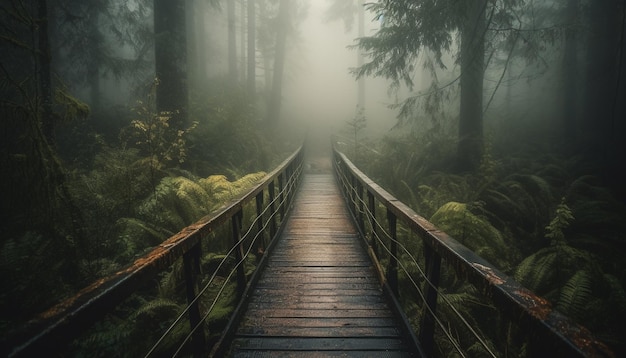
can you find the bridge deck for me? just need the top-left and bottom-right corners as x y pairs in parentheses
(228, 173), (413, 357)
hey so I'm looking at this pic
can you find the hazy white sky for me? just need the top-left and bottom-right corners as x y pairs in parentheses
(282, 1), (397, 135)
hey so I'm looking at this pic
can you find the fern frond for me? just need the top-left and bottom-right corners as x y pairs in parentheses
(545, 198), (574, 244)
(199, 175), (230, 200)
(430, 202), (511, 269)
(133, 298), (181, 320)
(556, 270), (593, 321)
(400, 180), (419, 209)
(514, 247), (559, 293)
(604, 274), (626, 313)
(171, 176), (211, 222)
(115, 217), (171, 259)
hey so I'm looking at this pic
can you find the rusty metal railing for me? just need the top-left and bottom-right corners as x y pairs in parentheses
(3, 145), (304, 357)
(332, 144), (613, 357)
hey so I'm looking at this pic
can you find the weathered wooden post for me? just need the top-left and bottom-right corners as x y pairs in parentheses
(386, 209), (398, 296)
(367, 191), (378, 256)
(232, 210), (246, 296)
(268, 181), (277, 238)
(419, 244), (441, 357)
(255, 191), (265, 261)
(182, 242), (205, 357)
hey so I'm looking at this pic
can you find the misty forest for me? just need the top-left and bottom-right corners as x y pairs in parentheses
(1, 0), (626, 356)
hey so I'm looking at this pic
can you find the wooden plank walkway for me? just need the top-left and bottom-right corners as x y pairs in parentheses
(228, 173), (414, 357)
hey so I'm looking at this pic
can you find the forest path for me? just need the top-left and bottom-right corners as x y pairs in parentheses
(227, 173), (413, 357)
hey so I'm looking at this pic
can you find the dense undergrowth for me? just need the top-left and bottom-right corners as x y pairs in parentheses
(0, 81), (299, 355)
(345, 126), (626, 356)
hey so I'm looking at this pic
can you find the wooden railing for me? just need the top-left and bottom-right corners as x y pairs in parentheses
(3, 145), (304, 357)
(332, 145), (613, 358)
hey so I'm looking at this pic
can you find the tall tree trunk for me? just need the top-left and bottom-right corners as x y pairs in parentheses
(193, 0), (209, 81)
(154, 0), (188, 130)
(457, 0), (486, 172)
(228, 0), (238, 84)
(240, 0), (246, 81)
(267, 0), (289, 125)
(357, 0), (364, 112)
(247, 0), (256, 99)
(258, 0), (272, 94)
(562, 0), (580, 151)
(88, 13), (103, 115)
(38, 0), (54, 145)
(186, 0), (199, 87)
(584, 0), (626, 199)
(583, 0), (620, 153)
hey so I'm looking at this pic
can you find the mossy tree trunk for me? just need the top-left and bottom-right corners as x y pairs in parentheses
(247, 0), (256, 100)
(266, 0), (289, 126)
(38, 0), (54, 145)
(562, 0), (580, 151)
(228, 0), (238, 84)
(457, 0), (487, 172)
(154, 0), (188, 130)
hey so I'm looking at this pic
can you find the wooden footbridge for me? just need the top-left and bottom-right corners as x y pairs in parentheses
(3, 142), (613, 357)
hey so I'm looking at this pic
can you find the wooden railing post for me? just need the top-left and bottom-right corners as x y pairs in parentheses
(350, 175), (357, 215)
(288, 162), (295, 203)
(356, 181), (364, 233)
(183, 242), (205, 357)
(419, 243), (441, 357)
(255, 192), (265, 261)
(232, 210), (246, 296)
(268, 181), (277, 238)
(386, 209), (398, 296)
(278, 172), (285, 219)
(367, 191), (378, 257)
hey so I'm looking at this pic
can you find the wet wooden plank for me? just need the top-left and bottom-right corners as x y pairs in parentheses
(237, 326), (401, 337)
(242, 308), (394, 319)
(239, 317), (400, 329)
(229, 174), (414, 356)
(248, 294), (385, 304)
(231, 337), (408, 351)
(232, 350), (412, 358)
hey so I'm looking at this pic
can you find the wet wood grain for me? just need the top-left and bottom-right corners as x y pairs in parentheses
(229, 174), (413, 357)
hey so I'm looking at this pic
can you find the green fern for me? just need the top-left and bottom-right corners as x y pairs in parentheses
(68, 317), (133, 358)
(400, 180), (420, 210)
(556, 269), (593, 321)
(480, 174), (554, 245)
(430, 202), (513, 271)
(199, 172), (266, 205)
(514, 247), (560, 294)
(114, 218), (171, 261)
(545, 198), (574, 245)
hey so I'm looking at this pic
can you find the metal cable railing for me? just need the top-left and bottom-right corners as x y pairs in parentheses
(333, 155), (486, 357)
(148, 161), (302, 357)
(332, 142), (612, 358)
(4, 145), (304, 358)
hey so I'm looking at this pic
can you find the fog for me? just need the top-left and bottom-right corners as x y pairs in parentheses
(2, 1), (626, 355)
(281, 2), (397, 137)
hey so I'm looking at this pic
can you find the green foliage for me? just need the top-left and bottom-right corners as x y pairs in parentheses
(54, 88), (90, 123)
(199, 172), (267, 204)
(137, 176), (209, 230)
(68, 316), (134, 358)
(122, 98), (197, 171)
(110, 171), (266, 263)
(431, 202), (515, 271)
(0, 232), (74, 323)
(482, 174), (554, 237)
(556, 269), (592, 321)
(186, 84), (272, 176)
(360, 124), (626, 354)
(345, 106), (367, 161)
(545, 198), (574, 244)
